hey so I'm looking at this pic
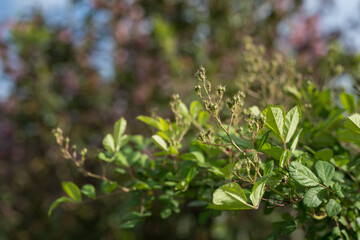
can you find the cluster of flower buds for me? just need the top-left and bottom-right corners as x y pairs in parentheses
(226, 91), (245, 112)
(195, 66), (206, 82)
(207, 102), (218, 115)
(195, 84), (202, 97)
(246, 112), (265, 133)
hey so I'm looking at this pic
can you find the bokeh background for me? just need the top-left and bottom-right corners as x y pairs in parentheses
(1, 0), (360, 239)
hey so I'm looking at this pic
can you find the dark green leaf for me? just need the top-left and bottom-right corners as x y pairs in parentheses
(101, 180), (118, 194)
(315, 149), (334, 161)
(256, 131), (271, 150)
(332, 182), (345, 198)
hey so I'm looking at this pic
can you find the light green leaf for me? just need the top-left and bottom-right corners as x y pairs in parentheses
(103, 134), (115, 153)
(81, 184), (96, 199)
(303, 186), (326, 208)
(98, 152), (113, 162)
(325, 199), (341, 217)
(315, 149), (334, 161)
(290, 129), (302, 154)
(263, 105), (286, 141)
(289, 161), (319, 187)
(62, 181), (82, 202)
(209, 182), (255, 210)
(113, 118), (127, 150)
(279, 150), (290, 168)
(179, 152), (205, 164)
(151, 135), (168, 151)
(283, 106), (301, 143)
(344, 113), (360, 133)
(137, 116), (162, 130)
(101, 180), (118, 194)
(260, 142), (283, 161)
(250, 176), (269, 207)
(190, 101), (202, 119)
(340, 92), (356, 113)
(179, 102), (190, 118)
(114, 152), (129, 167)
(48, 197), (74, 217)
(198, 111), (210, 125)
(315, 161), (335, 187)
(158, 117), (169, 131)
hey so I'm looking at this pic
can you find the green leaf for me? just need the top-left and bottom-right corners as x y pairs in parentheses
(256, 131), (271, 150)
(137, 116), (162, 130)
(303, 186), (326, 208)
(290, 129), (302, 154)
(264, 160), (274, 176)
(209, 182), (255, 210)
(179, 102), (190, 118)
(338, 129), (360, 143)
(279, 149), (290, 168)
(344, 113), (360, 133)
(179, 152), (205, 164)
(260, 142), (283, 161)
(160, 206), (172, 219)
(62, 181), (82, 202)
(250, 176), (269, 207)
(315, 149), (334, 161)
(217, 133), (251, 149)
(98, 152), (113, 162)
(315, 161), (335, 187)
(198, 111), (210, 125)
(113, 118), (127, 151)
(190, 100), (202, 119)
(81, 184), (96, 199)
(340, 92), (356, 113)
(289, 161), (319, 187)
(283, 106), (301, 143)
(102, 134), (115, 153)
(263, 105), (286, 141)
(325, 199), (341, 217)
(120, 212), (141, 228)
(151, 135), (168, 151)
(101, 180), (118, 194)
(332, 182), (345, 198)
(114, 152), (129, 167)
(48, 197), (74, 217)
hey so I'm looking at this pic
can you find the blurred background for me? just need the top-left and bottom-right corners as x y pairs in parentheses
(1, 0), (360, 239)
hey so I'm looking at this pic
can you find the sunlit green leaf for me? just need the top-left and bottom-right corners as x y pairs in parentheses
(151, 135), (168, 151)
(283, 106), (301, 143)
(62, 181), (82, 202)
(48, 197), (74, 217)
(81, 184), (96, 199)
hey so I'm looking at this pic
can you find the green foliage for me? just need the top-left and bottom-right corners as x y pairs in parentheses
(50, 66), (360, 239)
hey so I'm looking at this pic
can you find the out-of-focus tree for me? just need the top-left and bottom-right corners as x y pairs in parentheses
(1, 0), (359, 239)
